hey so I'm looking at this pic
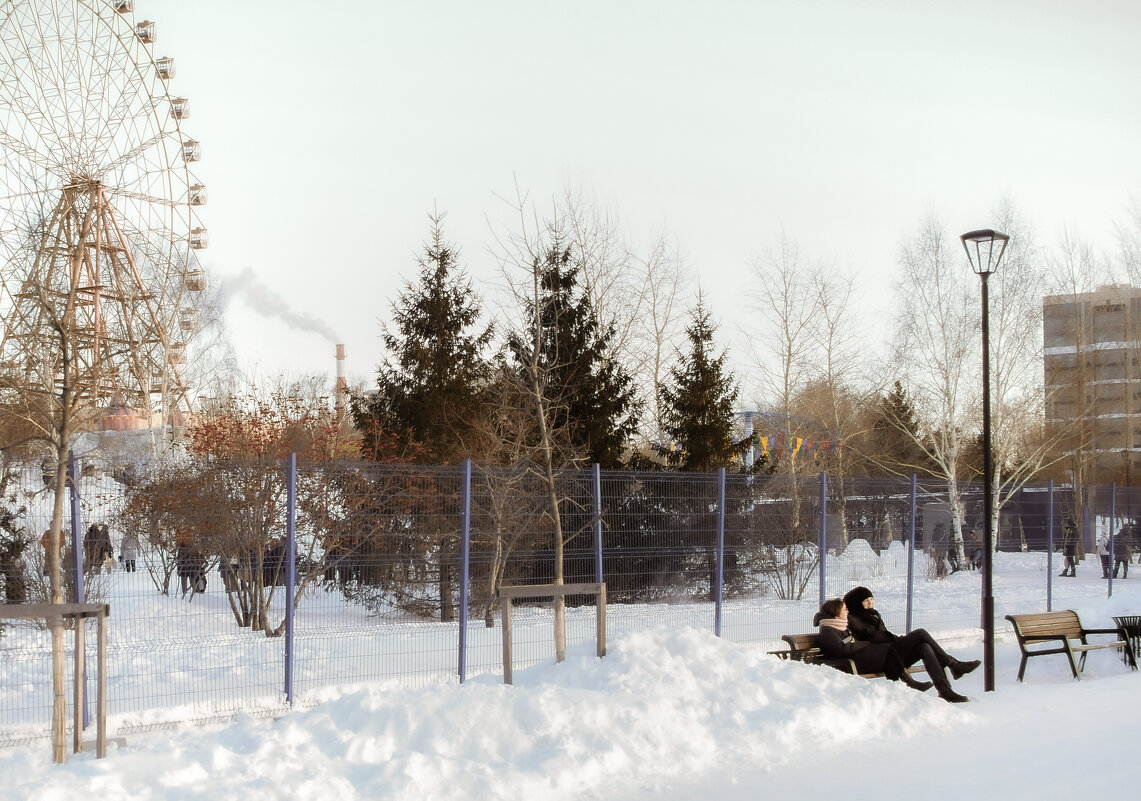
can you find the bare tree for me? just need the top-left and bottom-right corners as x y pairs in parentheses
(804, 267), (872, 544)
(490, 189), (578, 662)
(890, 215), (975, 568)
(560, 188), (691, 446)
(745, 236), (825, 595)
(748, 235), (822, 433)
(984, 201), (1062, 541)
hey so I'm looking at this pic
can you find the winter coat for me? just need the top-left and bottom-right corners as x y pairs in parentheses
(817, 624), (895, 675)
(846, 607), (898, 644)
(120, 534), (139, 562)
(1063, 535), (1078, 559)
(1114, 529), (1133, 560)
(1098, 534), (1110, 557)
(177, 544), (203, 578)
(842, 586), (898, 644)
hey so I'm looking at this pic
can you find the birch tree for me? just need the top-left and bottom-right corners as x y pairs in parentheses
(891, 215), (975, 567)
(983, 201), (1058, 543)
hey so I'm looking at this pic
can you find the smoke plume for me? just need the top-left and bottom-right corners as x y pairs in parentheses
(221, 267), (339, 343)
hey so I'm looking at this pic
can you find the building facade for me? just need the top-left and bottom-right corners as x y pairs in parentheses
(1043, 284), (1141, 486)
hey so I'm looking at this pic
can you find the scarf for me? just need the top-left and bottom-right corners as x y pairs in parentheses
(818, 618), (848, 631)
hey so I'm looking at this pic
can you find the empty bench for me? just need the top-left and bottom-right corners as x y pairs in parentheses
(770, 632), (927, 679)
(1004, 610), (1138, 681)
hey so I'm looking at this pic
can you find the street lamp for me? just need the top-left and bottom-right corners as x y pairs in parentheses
(961, 228), (1009, 693)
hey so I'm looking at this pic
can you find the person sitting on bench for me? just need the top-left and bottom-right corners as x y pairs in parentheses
(842, 586), (978, 702)
(814, 599), (934, 695)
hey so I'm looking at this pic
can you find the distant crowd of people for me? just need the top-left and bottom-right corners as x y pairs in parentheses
(1058, 517), (1136, 579)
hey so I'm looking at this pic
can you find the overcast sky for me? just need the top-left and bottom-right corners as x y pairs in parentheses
(146, 0), (1141, 398)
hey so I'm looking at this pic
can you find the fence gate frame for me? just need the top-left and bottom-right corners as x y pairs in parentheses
(498, 582), (607, 685)
(0, 602), (109, 761)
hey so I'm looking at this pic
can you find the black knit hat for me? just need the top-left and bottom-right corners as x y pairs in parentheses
(843, 585), (873, 610)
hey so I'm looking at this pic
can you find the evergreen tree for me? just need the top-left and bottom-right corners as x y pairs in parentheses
(868, 380), (932, 476)
(509, 243), (639, 468)
(355, 212), (493, 462)
(658, 299), (745, 472)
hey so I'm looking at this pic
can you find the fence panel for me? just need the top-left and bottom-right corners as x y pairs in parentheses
(290, 462), (468, 692)
(4, 452), (1139, 745)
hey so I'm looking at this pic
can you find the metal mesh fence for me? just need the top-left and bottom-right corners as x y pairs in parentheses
(0, 457), (1132, 745)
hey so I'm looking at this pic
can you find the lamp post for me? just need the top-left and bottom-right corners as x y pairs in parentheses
(961, 228), (1009, 693)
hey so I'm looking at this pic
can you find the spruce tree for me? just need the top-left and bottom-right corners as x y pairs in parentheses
(509, 243), (639, 468)
(355, 212), (493, 462)
(658, 299), (744, 472)
(869, 380), (931, 476)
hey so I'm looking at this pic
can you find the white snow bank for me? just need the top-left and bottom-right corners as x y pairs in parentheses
(0, 627), (966, 800)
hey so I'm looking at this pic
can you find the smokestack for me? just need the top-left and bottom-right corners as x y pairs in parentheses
(335, 344), (347, 422)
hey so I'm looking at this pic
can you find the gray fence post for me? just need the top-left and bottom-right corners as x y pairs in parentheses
(818, 471), (827, 606)
(593, 464), (603, 584)
(715, 467), (726, 637)
(1046, 479), (1054, 612)
(906, 474), (917, 633)
(458, 459), (472, 683)
(284, 453), (296, 705)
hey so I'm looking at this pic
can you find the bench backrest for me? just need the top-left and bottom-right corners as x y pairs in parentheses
(1007, 610), (1083, 640)
(782, 633), (822, 659)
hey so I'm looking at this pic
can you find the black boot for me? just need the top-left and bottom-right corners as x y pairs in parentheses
(949, 659), (981, 680)
(938, 687), (970, 703)
(901, 673), (933, 692)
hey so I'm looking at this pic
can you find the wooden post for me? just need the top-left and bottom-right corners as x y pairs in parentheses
(73, 615), (84, 753)
(498, 583), (607, 684)
(501, 597), (513, 686)
(0, 603), (110, 762)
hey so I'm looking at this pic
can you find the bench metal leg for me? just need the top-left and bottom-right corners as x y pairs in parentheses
(1017, 653), (1029, 682)
(1067, 646), (1082, 679)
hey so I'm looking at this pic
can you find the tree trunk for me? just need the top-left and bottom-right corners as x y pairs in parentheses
(48, 438), (70, 764)
(439, 562), (454, 622)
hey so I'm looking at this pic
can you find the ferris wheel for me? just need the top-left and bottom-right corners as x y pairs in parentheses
(0, 0), (207, 422)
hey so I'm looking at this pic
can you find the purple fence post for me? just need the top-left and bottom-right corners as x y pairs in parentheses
(715, 467), (726, 637)
(818, 471), (827, 606)
(1046, 480), (1054, 612)
(68, 452), (89, 729)
(906, 474), (917, 633)
(69, 453), (83, 605)
(1109, 482), (1116, 598)
(458, 459), (472, 683)
(592, 464), (603, 584)
(284, 453), (296, 704)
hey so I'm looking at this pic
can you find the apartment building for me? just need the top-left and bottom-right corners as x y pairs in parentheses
(1043, 284), (1141, 485)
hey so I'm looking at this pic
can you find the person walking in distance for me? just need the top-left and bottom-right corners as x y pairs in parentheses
(1059, 518), (1078, 577)
(120, 532), (139, 573)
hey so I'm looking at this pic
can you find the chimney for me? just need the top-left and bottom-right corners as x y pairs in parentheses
(335, 344), (347, 421)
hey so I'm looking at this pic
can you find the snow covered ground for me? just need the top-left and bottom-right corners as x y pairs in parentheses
(2, 562), (1139, 800)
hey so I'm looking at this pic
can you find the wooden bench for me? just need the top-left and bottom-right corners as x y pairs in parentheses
(770, 632), (927, 680)
(1004, 610), (1138, 681)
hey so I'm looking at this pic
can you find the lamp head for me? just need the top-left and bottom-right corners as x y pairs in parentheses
(960, 229), (1009, 276)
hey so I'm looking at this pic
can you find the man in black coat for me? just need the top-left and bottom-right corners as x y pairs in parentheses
(843, 586), (980, 699)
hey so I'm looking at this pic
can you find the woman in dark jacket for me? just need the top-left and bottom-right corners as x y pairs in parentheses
(841, 586), (977, 702)
(814, 599), (932, 693)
